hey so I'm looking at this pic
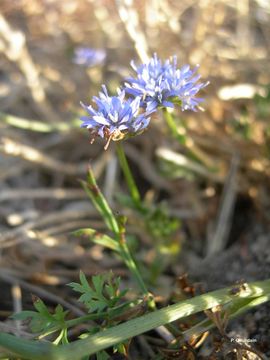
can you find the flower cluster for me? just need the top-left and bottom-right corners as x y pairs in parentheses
(80, 54), (208, 148)
(80, 86), (150, 149)
(125, 54), (209, 112)
(73, 47), (106, 67)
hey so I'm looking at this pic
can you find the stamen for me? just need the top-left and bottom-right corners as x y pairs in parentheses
(104, 133), (114, 150)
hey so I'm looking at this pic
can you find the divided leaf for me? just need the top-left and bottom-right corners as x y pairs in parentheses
(12, 298), (68, 334)
(68, 271), (128, 313)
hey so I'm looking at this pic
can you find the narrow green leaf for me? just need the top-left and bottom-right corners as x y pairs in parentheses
(73, 229), (120, 252)
(80, 168), (119, 235)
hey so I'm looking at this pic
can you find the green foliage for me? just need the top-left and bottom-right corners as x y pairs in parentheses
(82, 166), (150, 298)
(96, 350), (110, 360)
(73, 228), (120, 252)
(68, 271), (128, 314)
(116, 193), (180, 240)
(9, 271), (132, 359)
(146, 204), (180, 240)
(12, 298), (68, 341)
(68, 272), (131, 360)
(3, 130), (270, 360)
(113, 341), (129, 357)
(116, 192), (181, 284)
(81, 167), (120, 235)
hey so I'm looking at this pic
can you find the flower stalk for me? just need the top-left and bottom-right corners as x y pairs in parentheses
(163, 107), (187, 145)
(116, 142), (142, 210)
(83, 166), (150, 301)
(163, 107), (214, 167)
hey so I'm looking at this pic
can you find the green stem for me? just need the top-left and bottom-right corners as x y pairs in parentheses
(181, 293), (270, 344)
(162, 108), (213, 167)
(84, 165), (150, 299)
(1, 280), (270, 360)
(163, 108), (187, 145)
(0, 333), (57, 360)
(116, 142), (142, 210)
(83, 166), (120, 235)
(38, 300), (141, 339)
(56, 280), (270, 359)
(114, 143), (155, 301)
(120, 241), (150, 297)
(116, 221), (153, 306)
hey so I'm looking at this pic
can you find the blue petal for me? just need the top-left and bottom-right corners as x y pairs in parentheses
(92, 115), (111, 126)
(146, 100), (158, 113)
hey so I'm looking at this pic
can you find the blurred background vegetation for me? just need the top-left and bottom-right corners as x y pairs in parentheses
(1, 0), (270, 358)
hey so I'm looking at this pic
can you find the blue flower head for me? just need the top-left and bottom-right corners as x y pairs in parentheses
(73, 47), (106, 67)
(80, 85), (151, 149)
(125, 54), (209, 112)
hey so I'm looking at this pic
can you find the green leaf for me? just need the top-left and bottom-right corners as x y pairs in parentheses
(92, 275), (106, 297)
(80, 167), (120, 235)
(73, 229), (120, 252)
(12, 311), (38, 321)
(113, 341), (128, 356)
(12, 298), (68, 334)
(68, 271), (128, 314)
(96, 350), (110, 360)
(33, 298), (51, 317)
(53, 305), (69, 324)
(80, 271), (92, 292)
